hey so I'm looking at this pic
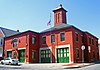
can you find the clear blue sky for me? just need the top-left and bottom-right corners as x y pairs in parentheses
(0, 0), (100, 38)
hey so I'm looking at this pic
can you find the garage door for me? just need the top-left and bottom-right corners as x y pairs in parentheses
(41, 49), (51, 63)
(57, 47), (69, 63)
(19, 50), (25, 63)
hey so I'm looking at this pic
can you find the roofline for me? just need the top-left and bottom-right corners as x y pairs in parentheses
(40, 25), (73, 34)
(84, 31), (98, 39)
(4, 30), (39, 39)
(71, 26), (84, 33)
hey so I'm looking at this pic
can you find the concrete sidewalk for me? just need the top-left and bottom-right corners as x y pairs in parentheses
(63, 63), (94, 69)
(19, 63), (95, 69)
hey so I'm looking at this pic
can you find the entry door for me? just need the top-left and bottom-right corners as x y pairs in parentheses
(19, 50), (25, 63)
(7, 51), (12, 58)
(41, 49), (51, 63)
(57, 48), (69, 63)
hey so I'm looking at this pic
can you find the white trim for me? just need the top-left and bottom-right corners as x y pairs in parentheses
(39, 47), (52, 63)
(40, 47), (51, 50)
(18, 48), (26, 50)
(7, 49), (12, 51)
(55, 44), (70, 48)
(55, 44), (71, 63)
(6, 48), (26, 51)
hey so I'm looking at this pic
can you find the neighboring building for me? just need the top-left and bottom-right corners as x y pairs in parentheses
(4, 31), (39, 63)
(0, 27), (19, 59)
(4, 4), (99, 63)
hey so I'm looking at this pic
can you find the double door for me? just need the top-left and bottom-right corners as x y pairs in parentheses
(57, 48), (69, 63)
(41, 49), (51, 63)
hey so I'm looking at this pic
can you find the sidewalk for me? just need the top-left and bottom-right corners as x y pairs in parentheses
(63, 63), (94, 69)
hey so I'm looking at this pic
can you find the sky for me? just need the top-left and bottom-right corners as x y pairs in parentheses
(0, 0), (100, 38)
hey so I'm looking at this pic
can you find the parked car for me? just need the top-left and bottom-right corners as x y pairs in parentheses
(1, 58), (19, 65)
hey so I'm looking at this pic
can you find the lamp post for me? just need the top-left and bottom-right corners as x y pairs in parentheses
(81, 45), (85, 63)
(88, 46), (91, 62)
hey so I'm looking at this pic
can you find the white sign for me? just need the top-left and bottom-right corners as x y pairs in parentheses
(81, 45), (85, 50)
(88, 46), (91, 53)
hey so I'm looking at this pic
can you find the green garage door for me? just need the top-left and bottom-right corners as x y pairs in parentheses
(41, 49), (51, 63)
(19, 50), (25, 63)
(57, 48), (69, 63)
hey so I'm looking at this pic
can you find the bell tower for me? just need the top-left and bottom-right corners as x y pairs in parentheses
(53, 4), (67, 27)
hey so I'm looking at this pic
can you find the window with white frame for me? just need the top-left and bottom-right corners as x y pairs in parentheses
(60, 32), (65, 41)
(42, 36), (46, 44)
(32, 37), (36, 44)
(51, 34), (55, 43)
(32, 51), (36, 59)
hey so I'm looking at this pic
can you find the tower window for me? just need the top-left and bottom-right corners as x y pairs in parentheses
(58, 13), (60, 23)
(56, 14), (57, 23)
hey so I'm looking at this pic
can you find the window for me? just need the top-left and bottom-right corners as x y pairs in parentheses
(76, 33), (78, 41)
(76, 48), (79, 58)
(81, 35), (84, 43)
(32, 51), (36, 59)
(92, 39), (94, 45)
(96, 40), (98, 47)
(89, 37), (91, 44)
(13, 41), (17, 47)
(32, 37), (36, 44)
(42, 36), (46, 44)
(51, 34), (55, 43)
(13, 38), (19, 47)
(56, 14), (57, 23)
(60, 32), (65, 41)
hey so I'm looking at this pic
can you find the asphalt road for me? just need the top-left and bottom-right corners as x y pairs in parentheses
(0, 63), (100, 70)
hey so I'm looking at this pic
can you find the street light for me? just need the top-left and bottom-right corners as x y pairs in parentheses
(81, 45), (85, 63)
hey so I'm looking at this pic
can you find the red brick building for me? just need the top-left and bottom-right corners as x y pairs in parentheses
(4, 4), (99, 63)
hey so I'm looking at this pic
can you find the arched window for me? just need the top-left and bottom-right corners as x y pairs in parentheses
(58, 13), (60, 23)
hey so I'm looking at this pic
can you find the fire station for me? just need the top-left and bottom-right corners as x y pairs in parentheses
(2, 4), (99, 63)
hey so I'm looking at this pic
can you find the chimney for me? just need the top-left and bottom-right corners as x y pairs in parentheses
(17, 30), (19, 32)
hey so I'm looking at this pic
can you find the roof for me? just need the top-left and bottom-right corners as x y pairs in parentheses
(84, 31), (98, 39)
(40, 24), (73, 33)
(5, 30), (39, 38)
(53, 4), (67, 12)
(0, 27), (19, 37)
